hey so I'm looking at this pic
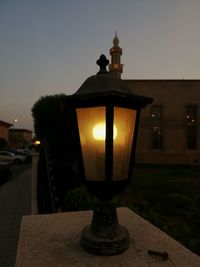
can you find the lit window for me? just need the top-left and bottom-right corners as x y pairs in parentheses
(186, 105), (197, 149)
(152, 106), (162, 149)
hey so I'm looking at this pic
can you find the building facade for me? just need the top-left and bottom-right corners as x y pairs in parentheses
(0, 120), (12, 142)
(109, 34), (200, 164)
(9, 129), (32, 148)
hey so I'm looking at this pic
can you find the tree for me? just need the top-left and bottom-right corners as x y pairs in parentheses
(32, 94), (82, 211)
(32, 93), (80, 159)
(32, 94), (66, 142)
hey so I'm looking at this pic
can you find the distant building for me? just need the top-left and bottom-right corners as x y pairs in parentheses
(0, 120), (12, 142)
(9, 129), (32, 148)
(109, 34), (200, 164)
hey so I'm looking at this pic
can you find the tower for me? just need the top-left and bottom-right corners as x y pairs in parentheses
(109, 32), (123, 79)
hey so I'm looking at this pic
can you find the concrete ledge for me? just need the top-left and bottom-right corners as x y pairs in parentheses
(15, 208), (200, 267)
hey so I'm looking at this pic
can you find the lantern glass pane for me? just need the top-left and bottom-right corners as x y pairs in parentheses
(113, 107), (137, 181)
(76, 107), (106, 181)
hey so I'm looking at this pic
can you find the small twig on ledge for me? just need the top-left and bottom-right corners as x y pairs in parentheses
(148, 250), (169, 260)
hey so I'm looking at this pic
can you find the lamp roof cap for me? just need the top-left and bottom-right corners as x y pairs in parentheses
(73, 55), (153, 109)
(75, 55), (128, 95)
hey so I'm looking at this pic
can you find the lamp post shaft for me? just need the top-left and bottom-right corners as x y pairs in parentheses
(91, 201), (119, 239)
(80, 201), (130, 255)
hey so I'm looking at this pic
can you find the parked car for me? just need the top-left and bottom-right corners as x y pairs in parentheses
(17, 149), (33, 161)
(18, 149), (33, 155)
(2, 148), (32, 162)
(0, 151), (26, 164)
(0, 162), (11, 184)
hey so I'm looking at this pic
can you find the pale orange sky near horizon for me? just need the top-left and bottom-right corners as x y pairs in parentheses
(1, 0), (200, 131)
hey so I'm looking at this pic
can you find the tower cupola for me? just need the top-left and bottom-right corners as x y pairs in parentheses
(113, 32), (119, 47)
(109, 32), (123, 79)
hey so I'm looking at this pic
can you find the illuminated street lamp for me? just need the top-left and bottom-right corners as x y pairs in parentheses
(63, 55), (153, 255)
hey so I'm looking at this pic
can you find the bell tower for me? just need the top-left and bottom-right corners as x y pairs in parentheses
(109, 32), (123, 79)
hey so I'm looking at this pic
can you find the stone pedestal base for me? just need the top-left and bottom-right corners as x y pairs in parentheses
(81, 225), (130, 255)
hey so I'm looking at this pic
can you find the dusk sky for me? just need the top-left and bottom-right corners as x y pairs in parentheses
(1, 0), (200, 131)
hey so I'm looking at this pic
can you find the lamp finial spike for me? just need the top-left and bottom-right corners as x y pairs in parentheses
(96, 54), (109, 74)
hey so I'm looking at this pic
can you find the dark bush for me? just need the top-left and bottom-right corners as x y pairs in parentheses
(168, 193), (193, 209)
(62, 186), (97, 212)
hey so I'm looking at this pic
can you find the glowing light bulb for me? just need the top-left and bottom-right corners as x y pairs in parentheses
(92, 122), (117, 140)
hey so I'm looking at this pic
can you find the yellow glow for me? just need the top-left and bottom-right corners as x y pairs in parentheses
(34, 140), (41, 145)
(92, 122), (117, 140)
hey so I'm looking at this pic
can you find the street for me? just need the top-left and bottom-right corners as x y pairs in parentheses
(10, 162), (31, 178)
(0, 162), (32, 267)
